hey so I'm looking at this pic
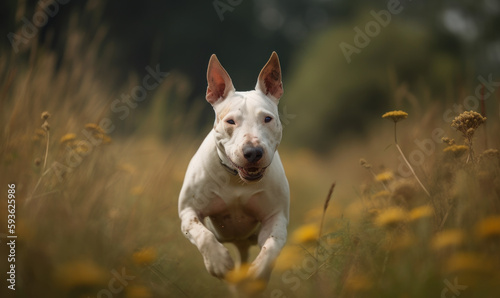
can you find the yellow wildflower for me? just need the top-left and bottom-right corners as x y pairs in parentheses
(344, 274), (373, 292)
(132, 247), (157, 266)
(443, 145), (468, 157)
(75, 144), (91, 154)
(60, 133), (77, 145)
(475, 216), (500, 240)
(126, 285), (152, 298)
(84, 123), (111, 144)
(374, 207), (407, 228)
(291, 224), (319, 244)
(375, 171), (394, 183)
(91, 133), (112, 143)
(382, 110), (408, 123)
(85, 123), (105, 134)
(273, 246), (303, 271)
(54, 260), (107, 289)
(431, 229), (465, 250)
(225, 263), (266, 294)
(409, 205), (433, 221)
(444, 252), (489, 273)
(226, 263), (251, 284)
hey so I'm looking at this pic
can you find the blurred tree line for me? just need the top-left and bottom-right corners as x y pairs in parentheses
(2, 0), (499, 151)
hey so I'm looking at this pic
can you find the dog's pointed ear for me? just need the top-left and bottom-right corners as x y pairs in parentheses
(256, 51), (283, 103)
(206, 54), (235, 105)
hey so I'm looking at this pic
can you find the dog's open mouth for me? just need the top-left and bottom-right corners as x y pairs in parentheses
(237, 166), (267, 181)
(222, 152), (268, 182)
(228, 158), (267, 181)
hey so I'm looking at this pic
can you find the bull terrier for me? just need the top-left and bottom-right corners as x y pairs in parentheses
(178, 52), (290, 288)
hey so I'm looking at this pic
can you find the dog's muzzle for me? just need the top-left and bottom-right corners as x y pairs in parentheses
(219, 150), (268, 182)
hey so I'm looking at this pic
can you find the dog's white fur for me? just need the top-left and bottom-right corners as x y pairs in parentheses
(178, 52), (290, 284)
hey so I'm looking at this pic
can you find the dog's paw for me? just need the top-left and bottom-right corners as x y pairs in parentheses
(201, 242), (235, 278)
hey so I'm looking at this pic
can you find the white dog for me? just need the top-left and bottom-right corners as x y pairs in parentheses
(178, 52), (290, 286)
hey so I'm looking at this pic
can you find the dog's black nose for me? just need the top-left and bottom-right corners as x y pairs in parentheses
(243, 146), (263, 163)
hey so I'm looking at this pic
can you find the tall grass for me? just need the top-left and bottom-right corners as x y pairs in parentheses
(0, 7), (212, 297)
(269, 109), (500, 298)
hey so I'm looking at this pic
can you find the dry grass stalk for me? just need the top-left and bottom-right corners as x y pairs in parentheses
(318, 182), (336, 240)
(41, 111), (51, 170)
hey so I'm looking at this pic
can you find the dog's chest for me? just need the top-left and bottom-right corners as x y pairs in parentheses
(203, 193), (263, 241)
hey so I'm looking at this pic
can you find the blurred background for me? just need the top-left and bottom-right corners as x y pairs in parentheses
(1, 0), (500, 297)
(2, 0), (500, 150)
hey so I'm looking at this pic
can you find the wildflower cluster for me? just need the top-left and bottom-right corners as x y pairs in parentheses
(449, 111), (486, 163)
(451, 111), (486, 140)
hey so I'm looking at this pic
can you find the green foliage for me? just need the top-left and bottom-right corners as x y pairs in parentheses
(283, 15), (460, 151)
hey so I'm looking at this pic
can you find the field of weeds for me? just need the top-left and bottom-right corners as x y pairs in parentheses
(2, 13), (500, 298)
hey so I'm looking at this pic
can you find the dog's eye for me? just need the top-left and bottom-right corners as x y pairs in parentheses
(226, 119), (235, 125)
(264, 116), (273, 123)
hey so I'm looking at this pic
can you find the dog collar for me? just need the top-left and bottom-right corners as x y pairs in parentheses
(215, 145), (238, 176)
(219, 157), (238, 176)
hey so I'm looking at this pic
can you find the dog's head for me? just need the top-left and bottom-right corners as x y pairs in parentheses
(206, 52), (284, 182)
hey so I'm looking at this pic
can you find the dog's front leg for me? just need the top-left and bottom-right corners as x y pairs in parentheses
(249, 212), (288, 281)
(179, 207), (235, 278)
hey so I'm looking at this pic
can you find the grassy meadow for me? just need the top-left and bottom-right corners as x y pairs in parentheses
(2, 17), (500, 298)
